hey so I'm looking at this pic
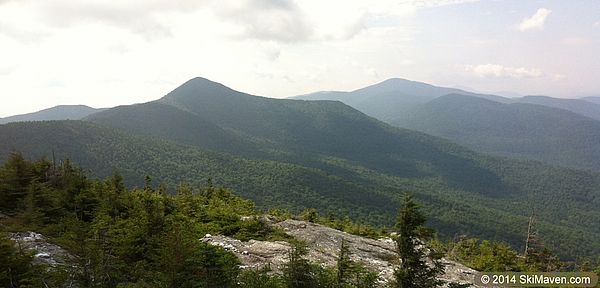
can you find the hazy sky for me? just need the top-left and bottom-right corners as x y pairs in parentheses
(1, 0), (599, 117)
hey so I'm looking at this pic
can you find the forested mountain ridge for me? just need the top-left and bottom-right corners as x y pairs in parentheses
(292, 78), (509, 122)
(1, 77), (600, 259)
(514, 95), (600, 121)
(293, 78), (600, 171)
(392, 94), (600, 171)
(6, 155), (588, 287)
(293, 78), (600, 122)
(583, 96), (600, 105)
(87, 78), (485, 177)
(0, 105), (104, 124)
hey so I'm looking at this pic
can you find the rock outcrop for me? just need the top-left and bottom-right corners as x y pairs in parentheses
(203, 218), (480, 287)
(9, 231), (75, 267)
(9, 220), (480, 287)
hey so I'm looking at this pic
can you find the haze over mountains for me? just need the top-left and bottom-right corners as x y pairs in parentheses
(1, 77), (599, 259)
(0, 105), (104, 124)
(582, 96), (600, 105)
(295, 78), (600, 171)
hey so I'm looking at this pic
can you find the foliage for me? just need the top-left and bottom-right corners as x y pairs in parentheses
(0, 154), (284, 287)
(0, 233), (35, 287)
(394, 94), (600, 172)
(390, 193), (444, 288)
(335, 239), (378, 288)
(2, 106), (600, 260)
(0, 155), (384, 287)
(447, 237), (520, 272)
(446, 235), (566, 273)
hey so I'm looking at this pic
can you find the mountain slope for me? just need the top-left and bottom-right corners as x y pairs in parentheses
(293, 78), (600, 171)
(582, 96), (600, 105)
(292, 78), (511, 121)
(86, 101), (260, 155)
(89, 78), (503, 185)
(0, 105), (104, 124)
(0, 120), (394, 219)
(1, 120), (600, 258)
(514, 95), (600, 121)
(393, 94), (600, 171)
(2, 78), (600, 258)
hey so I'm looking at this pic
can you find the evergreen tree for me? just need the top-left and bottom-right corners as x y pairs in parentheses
(334, 238), (377, 288)
(282, 244), (318, 288)
(391, 193), (444, 288)
(336, 239), (352, 287)
(300, 208), (319, 223)
(0, 153), (33, 214)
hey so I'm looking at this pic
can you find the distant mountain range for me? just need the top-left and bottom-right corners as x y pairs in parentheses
(583, 96), (600, 105)
(294, 78), (600, 171)
(0, 105), (104, 124)
(292, 78), (511, 121)
(1, 77), (599, 258)
(514, 95), (600, 121)
(393, 94), (600, 171)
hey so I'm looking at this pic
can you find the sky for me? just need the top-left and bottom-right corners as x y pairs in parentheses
(1, 0), (599, 117)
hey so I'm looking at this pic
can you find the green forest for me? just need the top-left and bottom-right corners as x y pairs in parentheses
(1, 154), (599, 287)
(2, 118), (600, 260)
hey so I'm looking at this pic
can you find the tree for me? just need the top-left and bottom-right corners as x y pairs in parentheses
(391, 193), (444, 288)
(335, 238), (377, 288)
(336, 239), (352, 287)
(300, 208), (319, 223)
(522, 209), (561, 272)
(282, 244), (318, 288)
(0, 153), (34, 214)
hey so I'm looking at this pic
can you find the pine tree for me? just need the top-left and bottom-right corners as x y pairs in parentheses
(0, 152), (33, 214)
(336, 238), (352, 287)
(282, 244), (318, 288)
(391, 193), (444, 288)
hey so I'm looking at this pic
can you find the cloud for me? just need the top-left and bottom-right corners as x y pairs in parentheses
(518, 8), (551, 31)
(10, 1), (208, 39)
(1, 0), (479, 43)
(0, 21), (49, 42)
(211, 0), (479, 42)
(214, 0), (313, 42)
(365, 68), (379, 78)
(465, 64), (543, 78)
(0, 64), (17, 75)
(553, 74), (566, 81)
(561, 37), (589, 46)
(594, 21), (600, 28)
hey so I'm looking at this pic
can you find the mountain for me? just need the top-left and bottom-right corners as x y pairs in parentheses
(292, 78), (511, 121)
(490, 91), (522, 98)
(88, 78), (507, 182)
(2, 78), (600, 258)
(294, 78), (600, 123)
(294, 78), (600, 171)
(582, 96), (600, 105)
(0, 105), (104, 124)
(513, 95), (600, 121)
(393, 94), (600, 171)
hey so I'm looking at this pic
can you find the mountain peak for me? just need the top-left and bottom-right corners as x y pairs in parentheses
(160, 77), (245, 103)
(352, 78), (443, 95)
(178, 77), (232, 91)
(0, 105), (103, 124)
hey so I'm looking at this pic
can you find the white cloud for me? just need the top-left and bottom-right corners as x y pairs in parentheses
(553, 74), (566, 81)
(465, 64), (543, 78)
(594, 21), (600, 28)
(518, 8), (551, 31)
(0, 64), (16, 75)
(561, 37), (590, 46)
(213, 0), (313, 42)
